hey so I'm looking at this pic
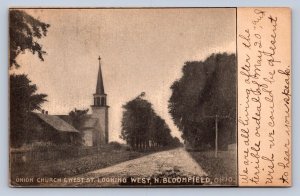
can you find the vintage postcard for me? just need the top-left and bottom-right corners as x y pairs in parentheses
(9, 7), (291, 187)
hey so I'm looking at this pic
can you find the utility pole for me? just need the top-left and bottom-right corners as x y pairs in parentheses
(215, 115), (218, 158)
(203, 114), (230, 158)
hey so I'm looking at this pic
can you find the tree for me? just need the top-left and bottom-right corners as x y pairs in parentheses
(68, 108), (89, 130)
(121, 93), (180, 150)
(150, 115), (172, 147)
(10, 74), (47, 147)
(68, 108), (89, 145)
(168, 53), (236, 150)
(10, 10), (50, 69)
(170, 137), (182, 147)
(9, 10), (50, 147)
(121, 93), (154, 149)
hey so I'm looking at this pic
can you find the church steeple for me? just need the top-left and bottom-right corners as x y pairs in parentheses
(93, 56), (107, 107)
(91, 56), (109, 145)
(96, 56), (105, 95)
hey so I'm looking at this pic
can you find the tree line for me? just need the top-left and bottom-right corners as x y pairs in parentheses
(168, 53), (236, 150)
(120, 93), (181, 150)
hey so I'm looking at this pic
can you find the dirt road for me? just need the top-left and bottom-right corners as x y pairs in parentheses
(67, 148), (207, 186)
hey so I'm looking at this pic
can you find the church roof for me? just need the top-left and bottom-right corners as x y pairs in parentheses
(95, 56), (105, 95)
(34, 113), (79, 133)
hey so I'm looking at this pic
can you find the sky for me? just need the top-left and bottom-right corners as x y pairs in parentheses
(11, 8), (236, 142)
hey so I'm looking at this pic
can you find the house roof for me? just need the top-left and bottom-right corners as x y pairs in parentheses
(56, 115), (72, 124)
(34, 113), (79, 133)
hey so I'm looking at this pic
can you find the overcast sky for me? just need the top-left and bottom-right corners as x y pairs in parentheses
(12, 8), (236, 142)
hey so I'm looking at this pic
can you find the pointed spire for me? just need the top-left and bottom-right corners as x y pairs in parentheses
(96, 56), (105, 94)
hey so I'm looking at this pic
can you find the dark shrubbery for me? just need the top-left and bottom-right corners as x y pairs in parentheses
(109, 141), (122, 150)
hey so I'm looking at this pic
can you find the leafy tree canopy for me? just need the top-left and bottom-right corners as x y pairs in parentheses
(68, 108), (89, 130)
(10, 74), (47, 147)
(121, 93), (181, 150)
(10, 10), (50, 69)
(168, 53), (236, 149)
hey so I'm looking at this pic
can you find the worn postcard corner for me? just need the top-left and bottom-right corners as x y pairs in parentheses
(9, 7), (291, 187)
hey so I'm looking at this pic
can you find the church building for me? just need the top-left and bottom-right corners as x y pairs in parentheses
(82, 56), (109, 146)
(30, 56), (109, 146)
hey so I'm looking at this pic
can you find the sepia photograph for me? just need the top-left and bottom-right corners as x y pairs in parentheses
(9, 8), (237, 187)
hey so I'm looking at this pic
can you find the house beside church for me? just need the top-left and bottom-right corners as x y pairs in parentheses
(28, 112), (80, 145)
(29, 57), (109, 146)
